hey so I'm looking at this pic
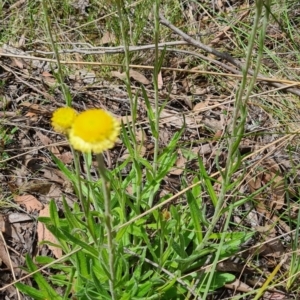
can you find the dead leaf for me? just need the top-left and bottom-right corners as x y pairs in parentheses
(21, 181), (52, 195)
(213, 130), (223, 140)
(80, 70), (95, 84)
(0, 240), (17, 270)
(201, 117), (224, 132)
(157, 71), (163, 89)
(160, 108), (201, 128)
(137, 144), (146, 157)
(56, 151), (73, 164)
(8, 213), (32, 223)
(41, 71), (57, 87)
(259, 239), (285, 258)
(266, 291), (288, 300)
(197, 144), (213, 156)
(36, 131), (52, 145)
(248, 174), (263, 191)
(270, 174), (285, 210)
(217, 260), (246, 273)
(225, 279), (252, 292)
(36, 131), (60, 155)
(170, 151), (187, 175)
(111, 70), (150, 85)
(111, 71), (126, 81)
(46, 185), (62, 200)
(119, 115), (133, 124)
(193, 101), (210, 112)
(14, 194), (43, 211)
(100, 31), (116, 45)
(71, 0), (90, 15)
(25, 111), (38, 120)
(0, 215), (6, 232)
(41, 168), (66, 184)
(38, 205), (62, 258)
(129, 70), (150, 85)
(12, 57), (23, 69)
(20, 102), (51, 116)
(136, 128), (145, 144)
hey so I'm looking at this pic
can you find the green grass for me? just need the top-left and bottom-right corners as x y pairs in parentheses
(1, 0), (300, 299)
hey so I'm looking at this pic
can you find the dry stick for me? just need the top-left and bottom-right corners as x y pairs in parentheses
(0, 52), (298, 92)
(32, 41), (189, 55)
(1, 51), (300, 85)
(162, 47), (241, 75)
(159, 14), (300, 97)
(0, 232), (21, 300)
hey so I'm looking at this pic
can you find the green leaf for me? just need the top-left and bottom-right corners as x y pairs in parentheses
(51, 154), (89, 198)
(133, 159), (142, 186)
(15, 283), (47, 300)
(171, 241), (187, 259)
(35, 256), (72, 273)
(49, 199), (60, 227)
(136, 281), (153, 297)
(47, 226), (98, 258)
(156, 277), (177, 293)
(91, 264), (111, 299)
(198, 157), (218, 207)
(199, 271), (235, 292)
(154, 45), (166, 74)
(186, 181), (203, 244)
(75, 250), (90, 280)
(23, 254), (62, 299)
(62, 197), (84, 230)
(121, 120), (135, 157)
(175, 246), (217, 265)
(142, 86), (157, 138)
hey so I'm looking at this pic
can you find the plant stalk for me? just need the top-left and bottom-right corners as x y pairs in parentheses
(97, 154), (116, 300)
(198, 0), (270, 252)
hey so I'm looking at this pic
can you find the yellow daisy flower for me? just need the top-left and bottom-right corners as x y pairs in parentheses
(51, 107), (78, 134)
(69, 109), (120, 153)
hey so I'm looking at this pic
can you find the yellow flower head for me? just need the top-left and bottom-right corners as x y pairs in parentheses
(51, 107), (78, 134)
(69, 109), (120, 153)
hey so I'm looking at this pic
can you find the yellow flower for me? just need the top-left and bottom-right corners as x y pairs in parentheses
(69, 109), (120, 153)
(51, 107), (78, 134)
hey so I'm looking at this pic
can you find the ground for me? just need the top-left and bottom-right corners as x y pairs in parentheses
(1, 0), (300, 299)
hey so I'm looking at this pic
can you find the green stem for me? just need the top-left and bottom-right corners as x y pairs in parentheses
(198, 0), (269, 251)
(97, 154), (116, 300)
(72, 148), (96, 242)
(148, 0), (160, 208)
(115, 0), (136, 129)
(115, 0), (142, 213)
(83, 153), (103, 214)
(152, 0), (160, 174)
(41, 0), (71, 106)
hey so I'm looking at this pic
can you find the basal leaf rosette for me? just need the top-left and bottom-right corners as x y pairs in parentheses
(69, 109), (120, 153)
(51, 107), (78, 134)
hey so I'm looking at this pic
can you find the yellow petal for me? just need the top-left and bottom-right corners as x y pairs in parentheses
(51, 107), (78, 134)
(69, 109), (120, 153)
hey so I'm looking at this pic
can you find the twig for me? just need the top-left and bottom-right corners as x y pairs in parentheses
(0, 232), (21, 300)
(31, 41), (189, 55)
(159, 14), (300, 96)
